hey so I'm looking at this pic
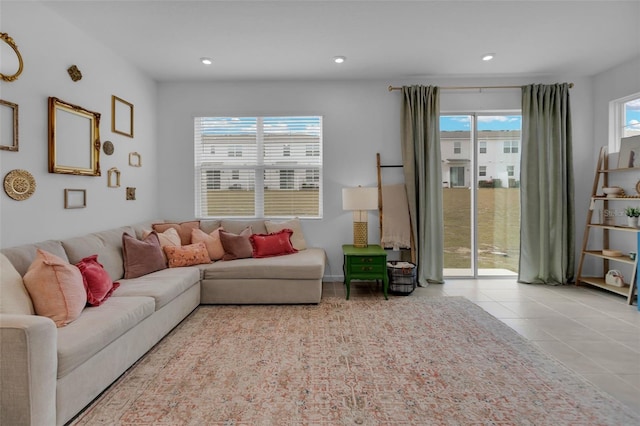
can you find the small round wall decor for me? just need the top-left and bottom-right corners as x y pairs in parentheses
(103, 140), (114, 155)
(4, 169), (36, 201)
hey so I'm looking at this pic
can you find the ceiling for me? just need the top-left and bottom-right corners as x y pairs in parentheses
(39, 0), (640, 82)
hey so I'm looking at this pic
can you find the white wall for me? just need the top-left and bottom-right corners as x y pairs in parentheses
(0, 1), (158, 248)
(157, 76), (595, 280)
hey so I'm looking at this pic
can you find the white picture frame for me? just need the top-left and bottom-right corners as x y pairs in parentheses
(617, 135), (640, 169)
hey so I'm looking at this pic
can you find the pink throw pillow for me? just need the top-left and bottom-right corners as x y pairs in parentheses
(152, 221), (200, 245)
(76, 255), (120, 306)
(219, 227), (253, 260)
(191, 227), (225, 261)
(23, 249), (87, 327)
(122, 232), (167, 279)
(250, 229), (298, 258)
(164, 242), (211, 268)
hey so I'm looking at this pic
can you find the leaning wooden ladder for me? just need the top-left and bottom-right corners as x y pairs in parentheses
(376, 153), (416, 263)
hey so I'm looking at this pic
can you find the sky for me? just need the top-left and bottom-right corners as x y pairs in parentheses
(440, 115), (521, 132)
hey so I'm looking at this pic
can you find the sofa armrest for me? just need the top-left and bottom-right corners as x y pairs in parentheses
(1, 314), (57, 426)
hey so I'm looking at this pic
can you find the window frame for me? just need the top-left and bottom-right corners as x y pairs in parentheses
(610, 92), (640, 152)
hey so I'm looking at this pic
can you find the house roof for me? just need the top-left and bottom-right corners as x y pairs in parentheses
(40, 0), (640, 82)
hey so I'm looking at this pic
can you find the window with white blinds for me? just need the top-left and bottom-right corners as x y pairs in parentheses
(194, 116), (323, 218)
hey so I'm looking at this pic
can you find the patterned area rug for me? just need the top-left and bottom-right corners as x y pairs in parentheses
(71, 296), (639, 425)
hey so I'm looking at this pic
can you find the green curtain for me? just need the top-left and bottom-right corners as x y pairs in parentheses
(519, 83), (575, 285)
(400, 85), (444, 284)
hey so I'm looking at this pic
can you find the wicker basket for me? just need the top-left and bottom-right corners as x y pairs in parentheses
(387, 261), (416, 296)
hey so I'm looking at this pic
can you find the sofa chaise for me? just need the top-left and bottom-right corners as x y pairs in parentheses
(0, 218), (325, 425)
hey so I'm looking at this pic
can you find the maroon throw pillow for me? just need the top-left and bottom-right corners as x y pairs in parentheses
(76, 255), (120, 306)
(219, 227), (253, 260)
(250, 229), (298, 258)
(122, 232), (167, 279)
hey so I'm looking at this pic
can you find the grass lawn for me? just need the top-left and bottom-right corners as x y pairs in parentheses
(444, 188), (520, 272)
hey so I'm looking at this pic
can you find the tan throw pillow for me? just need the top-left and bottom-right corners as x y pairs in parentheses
(122, 232), (167, 279)
(152, 220), (200, 245)
(23, 249), (86, 327)
(219, 227), (253, 260)
(164, 243), (212, 268)
(0, 253), (35, 315)
(143, 227), (181, 262)
(191, 227), (225, 261)
(265, 218), (307, 250)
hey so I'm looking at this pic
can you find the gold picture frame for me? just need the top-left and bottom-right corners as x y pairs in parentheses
(129, 151), (142, 167)
(64, 189), (86, 209)
(0, 99), (18, 151)
(0, 33), (24, 82)
(107, 167), (121, 188)
(48, 97), (101, 176)
(112, 95), (134, 138)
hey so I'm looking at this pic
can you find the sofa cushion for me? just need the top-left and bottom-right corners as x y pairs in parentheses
(264, 218), (307, 250)
(164, 242), (211, 268)
(220, 228), (253, 260)
(199, 219), (222, 234)
(152, 221), (200, 245)
(56, 296), (155, 378)
(250, 229), (297, 258)
(0, 240), (68, 277)
(23, 249), (87, 327)
(113, 267), (200, 310)
(75, 255), (120, 306)
(122, 232), (166, 279)
(200, 247), (325, 281)
(191, 227), (225, 260)
(221, 219), (267, 235)
(62, 226), (136, 282)
(0, 253), (34, 314)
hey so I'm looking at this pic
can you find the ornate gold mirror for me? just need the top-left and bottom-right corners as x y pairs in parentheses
(0, 33), (24, 82)
(48, 97), (101, 176)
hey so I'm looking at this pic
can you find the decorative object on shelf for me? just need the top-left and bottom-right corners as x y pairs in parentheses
(0, 32), (23, 82)
(630, 252), (636, 261)
(126, 187), (136, 200)
(0, 99), (18, 151)
(107, 167), (121, 188)
(342, 186), (378, 248)
(48, 97), (101, 176)
(605, 270), (625, 287)
(128, 151), (141, 167)
(67, 65), (82, 81)
(617, 135), (640, 168)
(636, 180), (640, 195)
(64, 189), (86, 209)
(3, 169), (35, 201)
(112, 95), (134, 138)
(103, 140), (114, 155)
(602, 186), (624, 198)
(602, 249), (622, 257)
(624, 206), (640, 227)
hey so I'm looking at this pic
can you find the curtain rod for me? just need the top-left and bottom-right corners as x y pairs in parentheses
(388, 83), (574, 92)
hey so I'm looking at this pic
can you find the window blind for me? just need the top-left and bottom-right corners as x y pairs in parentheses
(195, 116), (323, 218)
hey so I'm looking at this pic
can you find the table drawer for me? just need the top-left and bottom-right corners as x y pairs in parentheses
(350, 256), (384, 266)
(349, 264), (385, 274)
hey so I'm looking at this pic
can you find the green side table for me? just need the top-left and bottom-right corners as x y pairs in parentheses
(342, 244), (388, 300)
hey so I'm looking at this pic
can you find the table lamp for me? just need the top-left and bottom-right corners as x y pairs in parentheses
(342, 186), (378, 248)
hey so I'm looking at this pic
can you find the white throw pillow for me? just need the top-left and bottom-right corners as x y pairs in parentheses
(0, 253), (35, 315)
(264, 218), (307, 250)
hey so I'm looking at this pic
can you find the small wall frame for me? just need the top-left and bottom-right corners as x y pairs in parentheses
(64, 189), (86, 209)
(107, 167), (121, 188)
(129, 151), (142, 167)
(0, 99), (18, 151)
(112, 95), (134, 138)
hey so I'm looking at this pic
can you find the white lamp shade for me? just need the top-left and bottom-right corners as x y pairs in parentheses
(342, 187), (378, 211)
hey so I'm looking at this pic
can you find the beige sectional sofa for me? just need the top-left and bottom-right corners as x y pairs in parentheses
(0, 219), (325, 426)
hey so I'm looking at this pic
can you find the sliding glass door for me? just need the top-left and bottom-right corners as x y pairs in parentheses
(440, 114), (521, 277)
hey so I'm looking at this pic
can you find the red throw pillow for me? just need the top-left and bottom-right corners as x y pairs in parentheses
(249, 229), (298, 258)
(76, 255), (120, 306)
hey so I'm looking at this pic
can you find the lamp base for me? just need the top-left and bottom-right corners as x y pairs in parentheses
(353, 221), (368, 248)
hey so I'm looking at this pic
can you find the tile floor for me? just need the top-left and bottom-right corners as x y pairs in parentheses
(323, 279), (640, 415)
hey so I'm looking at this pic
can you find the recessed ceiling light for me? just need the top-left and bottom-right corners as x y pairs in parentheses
(482, 53), (495, 61)
(333, 56), (346, 64)
(200, 57), (213, 65)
